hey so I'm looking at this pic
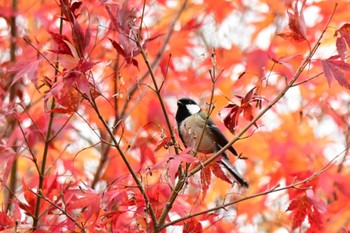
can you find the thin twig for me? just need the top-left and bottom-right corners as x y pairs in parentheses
(32, 9), (64, 230)
(118, 0), (189, 122)
(194, 49), (221, 156)
(29, 189), (85, 232)
(89, 95), (158, 225)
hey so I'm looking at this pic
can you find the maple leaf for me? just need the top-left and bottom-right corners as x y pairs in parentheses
(223, 88), (262, 133)
(199, 162), (211, 200)
(19, 179), (37, 216)
(58, 0), (90, 56)
(150, 148), (198, 183)
(105, 1), (162, 68)
(182, 18), (202, 31)
(287, 190), (327, 232)
(141, 145), (156, 165)
(277, 0), (307, 42)
(269, 54), (302, 76)
(0, 145), (17, 188)
(154, 136), (172, 152)
(211, 163), (232, 184)
(321, 56), (350, 89)
(9, 58), (42, 87)
(287, 1), (307, 39)
(277, 31), (305, 42)
(335, 23), (350, 60)
(109, 34), (162, 68)
(167, 149), (199, 183)
(183, 219), (203, 233)
(68, 189), (101, 222)
(45, 58), (99, 114)
(0, 212), (14, 231)
(46, 74), (83, 114)
(48, 31), (73, 55)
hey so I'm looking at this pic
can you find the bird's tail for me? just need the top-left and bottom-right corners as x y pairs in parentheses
(220, 158), (249, 188)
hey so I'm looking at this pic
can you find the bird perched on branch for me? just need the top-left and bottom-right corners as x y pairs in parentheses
(175, 98), (249, 188)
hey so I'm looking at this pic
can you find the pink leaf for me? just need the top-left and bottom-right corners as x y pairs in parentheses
(336, 37), (347, 60)
(9, 59), (41, 86)
(49, 31), (73, 55)
(0, 145), (17, 188)
(321, 57), (350, 89)
(287, 0), (307, 40)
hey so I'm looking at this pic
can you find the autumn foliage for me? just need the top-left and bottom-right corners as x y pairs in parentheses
(1, 0), (350, 232)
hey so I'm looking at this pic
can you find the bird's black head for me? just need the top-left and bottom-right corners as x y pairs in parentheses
(175, 98), (201, 125)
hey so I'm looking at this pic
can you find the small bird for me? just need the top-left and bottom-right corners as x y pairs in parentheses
(175, 98), (249, 188)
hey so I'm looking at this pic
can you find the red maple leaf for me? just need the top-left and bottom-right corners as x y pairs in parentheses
(59, 0), (90, 56)
(0, 212), (14, 231)
(150, 148), (198, 184)
(269, 54), (303, 76)
(0, 145), (17, 189)
(287, 189), (327, 232)
(19, 179), (37, 216)
(277, 31), (305, 42)
(46, 73), (83, 114)
(223, 88), (262, 133)
(48, 31), (73, 56)
(277, 0), (307, 42)
(9, 58), (42, 87)
(334, 23), (350, 60)
(68, 189), (101, 222)
(199, 164), (211, 200)
(321, 56), (350, 89)
(183, 218), (203, 233)
(211, 163), (232, 184)
(287, 0), (307, 40)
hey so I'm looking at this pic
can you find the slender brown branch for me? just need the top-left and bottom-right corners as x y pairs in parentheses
(119, 0), (188, 121)
(29, 189), (86, 232)
(291, 71), (323, 87)
(6, 0), (18, 213)
(89, 95), (158, 225)
(195, 49), (221, 155)
(23, 36), (60, 73)
(32, 9), (64, 230)
(135, 29), (183, 233)
(91, 56), (121, 189)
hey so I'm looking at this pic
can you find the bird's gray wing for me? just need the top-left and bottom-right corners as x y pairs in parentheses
(208, 121), (239, 157)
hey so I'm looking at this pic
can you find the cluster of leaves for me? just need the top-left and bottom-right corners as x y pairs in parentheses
(0, 0), (350, 232)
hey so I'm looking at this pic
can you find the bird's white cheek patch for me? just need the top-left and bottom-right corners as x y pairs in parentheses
(187, 104), (201, 114)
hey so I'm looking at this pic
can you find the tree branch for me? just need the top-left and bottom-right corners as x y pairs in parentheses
(88, 95), (158, 226)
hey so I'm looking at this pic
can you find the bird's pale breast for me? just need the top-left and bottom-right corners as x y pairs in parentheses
(179, 114), (217, 153)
